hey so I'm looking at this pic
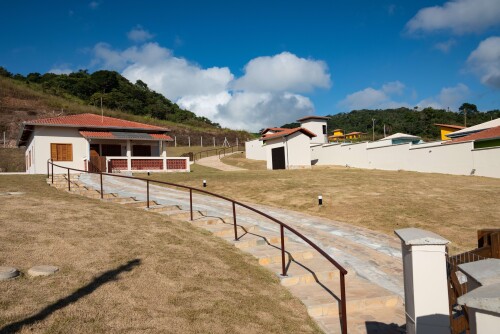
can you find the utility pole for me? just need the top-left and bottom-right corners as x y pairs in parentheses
(372, 118), (376, 141)
(188, 136), (191, 147)
(100, 96), (103, 123)
(213, 137), (215, 147)
(201, 136), (203, 147)
(383, 124), (386, 138)
(3, 131), (5, 148)
(174, 136), (177, 147)
(464, 108), (467, 127)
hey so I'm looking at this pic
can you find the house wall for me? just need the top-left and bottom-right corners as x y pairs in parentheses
(32, 127), (88, 174)
(245, 138), (266, 160)
(286, 132), (312, 169)
(264, 137), (285, 170)
(300, 120), (327, 144)
(25, 134), (34, 174)
(311, 140), (500, 178)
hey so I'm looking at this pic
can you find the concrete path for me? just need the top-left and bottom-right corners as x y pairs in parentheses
(79, 173), (404, 297)
(195, 151), (247, 171)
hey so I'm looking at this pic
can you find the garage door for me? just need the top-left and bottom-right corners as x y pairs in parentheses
(271, 147), (286, 170)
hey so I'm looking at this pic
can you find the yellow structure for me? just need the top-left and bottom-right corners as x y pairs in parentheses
(328, 129), (366, 142)
(435, 124), (465, 141)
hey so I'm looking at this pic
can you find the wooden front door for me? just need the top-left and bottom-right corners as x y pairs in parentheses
(89, 144), (106, 173)
(271, 147), (286, 170)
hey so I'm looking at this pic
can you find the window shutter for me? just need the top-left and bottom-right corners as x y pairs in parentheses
(51, 144), (57, 160)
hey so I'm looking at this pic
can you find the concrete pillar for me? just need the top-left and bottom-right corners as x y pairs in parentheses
(394, 228), (450, 334)
(161, 141), (167, 157)
(126, 140), (131, 171)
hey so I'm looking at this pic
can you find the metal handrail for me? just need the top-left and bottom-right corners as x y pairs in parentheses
(193, 145), (241, 162)
(47, 159), (348, 333)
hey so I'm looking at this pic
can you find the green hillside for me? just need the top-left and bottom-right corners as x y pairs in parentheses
(0, 67), (254, 146)
(283, 106), (500, 140)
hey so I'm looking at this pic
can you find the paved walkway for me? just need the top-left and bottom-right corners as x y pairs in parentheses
(195, 151), (247, 171)
(79, 173), (404, 298)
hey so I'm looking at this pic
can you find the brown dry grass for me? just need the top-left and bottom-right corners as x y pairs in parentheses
(148, 157), (500, 254)
(0, 175), (321, 334)
(222, 152), (267, 170)
(0, 148), (25, 172)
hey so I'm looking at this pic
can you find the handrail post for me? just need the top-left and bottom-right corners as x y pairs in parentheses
(340, 273), (347, 334)
(189, 189), (193, 221)
(47, 160), (49, 178)
(51, 162), (54, 184)
(100, 172), (103, 199)
(280, 224), (287, 276)
(146, 180), (150, 208)
(67, 169), (71, 191)
(232, 202), (238, 241)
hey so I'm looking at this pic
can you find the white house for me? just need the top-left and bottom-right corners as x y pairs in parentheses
(18, 113), (190, 174)
(297, 116), (329, 144)
(261, 127), (316, 170)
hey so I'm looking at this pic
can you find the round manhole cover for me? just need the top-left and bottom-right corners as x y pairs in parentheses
(28, 265), (59, 277)
(0, 266), (20, 280)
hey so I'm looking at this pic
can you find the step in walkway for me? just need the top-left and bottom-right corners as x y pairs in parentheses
(50, 173), (406, 333)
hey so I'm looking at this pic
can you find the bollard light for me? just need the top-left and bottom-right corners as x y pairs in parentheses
(318, 195), (323, 206)
(147, 171), (150, 176)
(203, 180), (207, 187)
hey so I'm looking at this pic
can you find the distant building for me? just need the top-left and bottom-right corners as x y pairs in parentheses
(296, 116), (329, 144)
(375, 133), (422, 146)
(18, 113), (189, 174)
(260, 127), (316, 170)
(449, 126), (500, 149)
(434, 123), (465, 140)
(329, 129), (345, 142)
(446, 118), (500, 140)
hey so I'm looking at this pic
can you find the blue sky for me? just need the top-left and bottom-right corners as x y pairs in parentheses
(1, 0), (499, 131)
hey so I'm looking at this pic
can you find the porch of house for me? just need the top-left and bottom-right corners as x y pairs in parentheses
(85, 139), (189, 173)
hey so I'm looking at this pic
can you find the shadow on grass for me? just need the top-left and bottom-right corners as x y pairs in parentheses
(0, 259), (141, 334)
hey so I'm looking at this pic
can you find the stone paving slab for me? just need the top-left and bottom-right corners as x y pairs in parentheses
(79, 173), (404, 298)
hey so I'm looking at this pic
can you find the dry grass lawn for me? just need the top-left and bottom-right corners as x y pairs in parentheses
(0, 175), (321, 333)
(148, 153), (500, 254)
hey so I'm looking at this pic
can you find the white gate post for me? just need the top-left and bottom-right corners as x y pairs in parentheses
(395, 228), (450, 334)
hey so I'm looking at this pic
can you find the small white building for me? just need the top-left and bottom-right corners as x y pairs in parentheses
(261, 127), (316, 170)
(18, 113), (190, 174)
(297, 116), (330, 144)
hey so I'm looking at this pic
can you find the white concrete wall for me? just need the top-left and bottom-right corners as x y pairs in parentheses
(245, 139), (266, 160)
(25, 134), (34, 174)
(472, 147), (500, 178)
(286, 132), (312, 169)
(472, 309), (500, 334)
(301, 120), (327, 144)
(311, 140), (500, 178)
(33, 126), (89, 174)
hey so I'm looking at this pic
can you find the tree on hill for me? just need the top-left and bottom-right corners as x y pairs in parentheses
(5, 67), (219, 128)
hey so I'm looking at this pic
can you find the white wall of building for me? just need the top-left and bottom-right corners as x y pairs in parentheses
(286, 132), (312, 169)
(245, 138), (266, 160)
(311, 140), (500, 178)
(32, 127), (89, 174)
(264, 132), (312, 170)
(300, 120), (327, 144)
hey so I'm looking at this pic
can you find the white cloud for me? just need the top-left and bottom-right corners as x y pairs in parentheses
(233, 52), (331, 93)
(467, 36), (500, 89)
(417, 83), (469, 110)
(91, 43), (327, 131)
(340, 81), (409, 110)
(48, 67), (72, 75)
(406, 0), (500, 35)
(434, 39), (456, 53)
(89, 1), (99, 10)
(127, 26), (154, 43)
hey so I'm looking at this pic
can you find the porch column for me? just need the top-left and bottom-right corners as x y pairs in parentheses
(126, 140), (131, 171)
(394, 228), (450, 334)
(161, 140), (167, 157)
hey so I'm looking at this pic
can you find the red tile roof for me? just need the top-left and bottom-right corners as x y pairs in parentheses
(297, 116), (330, 122)
(435, 123), (466, 130)
(261, 127), (288, 134)
(261, 127), (317, 141)
(449, 126), (500, 144)
(25, 113), (169, 131)
(79, 131), (173, 141)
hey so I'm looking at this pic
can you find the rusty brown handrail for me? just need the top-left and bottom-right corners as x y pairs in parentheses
(48, 159), (348, 333)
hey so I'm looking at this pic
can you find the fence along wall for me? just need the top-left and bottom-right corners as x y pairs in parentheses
(311, 141), (500, 178)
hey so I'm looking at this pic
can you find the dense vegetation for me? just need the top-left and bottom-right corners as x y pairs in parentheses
(0, 66), (219, 128)
(282, 105), (500, 140)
